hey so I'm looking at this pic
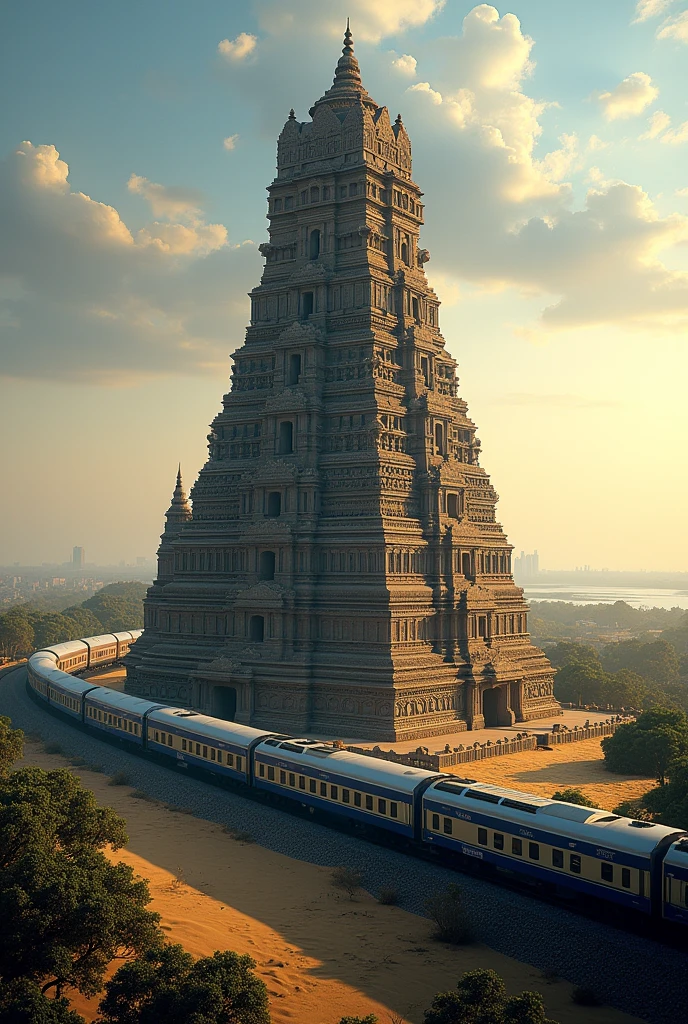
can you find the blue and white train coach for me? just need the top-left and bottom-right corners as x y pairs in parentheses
(422, 779), (685, 915)
(145, 706), (272, 783)
(252, 737), (440, 837)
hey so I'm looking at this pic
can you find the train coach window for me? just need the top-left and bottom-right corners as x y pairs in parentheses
(280, 771), (287, 784)
(309, 779), (317, 793)
(529, 843), (540, 861)
(432, 813), (440, 830)
(365, 795), (374, 811)
(258, 762), (264, 777)
(342, 789), (350, 803)
(390, 802), (398, 819)
(168, 735), (173, 747)
(227, 753), (234, 766)
(236, 757), (242, 771)
(511, 838), (522, 855)
(196, 743), (201, 755)
(289, 773), (296, 787)
(299, 776), (306, 790)
(181, 738), (187, 751)
(570, 854), (581, 874)
(203, 746), (208, 759)
(354, 792), (361, 807)
(443, 817), (452, 835)
(601, 863), (613, 883)
(478, 828), (488, 846)
(318, 782), (326, 796)
(160, 732), (166, 744)
(493, 833), (504, 851)
(621, 868), (631, 889)
(155, 731), (160, 742)
(552, 850), (564, 869)
(378, 799), (387, 815)
(268, 766), (275, 781)
(211, 749), (216, 761)
(331, 785), (338, 800)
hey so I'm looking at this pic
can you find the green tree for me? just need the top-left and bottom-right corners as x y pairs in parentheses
(601, 669), (648, 710)
(97, 945), (270, 1024)
(82, 583), (147, 632)
(29, 613), (79, 649)
(550, 788), (595, 807)
(61, 608), (104, 637)
(0, 979), (85, 1024)
(423, 969), (557, 1024)
(642, 757), (688, 828)
(602, 708), (688, 785)
(0, 609), (34, 659)
(0, 767), (159, 998)
(554, 662), (608, 706)
(0, 715), (23, 775)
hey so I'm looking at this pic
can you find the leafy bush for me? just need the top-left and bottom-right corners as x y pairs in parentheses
(550, 788), (595, 807)
(331, 865), (364, 899)
(602, 708), (688, 784)
(571, 986), (601, 1006)
(425, 884), (475, 944)
(108, 772), (130, 787)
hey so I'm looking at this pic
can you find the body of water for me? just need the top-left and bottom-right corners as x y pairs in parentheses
(521, 584), (688, 610)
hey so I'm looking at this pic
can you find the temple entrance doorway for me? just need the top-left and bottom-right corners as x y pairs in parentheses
(481, 684), (515, 727)
(482, 686), (500, 727)
(213, 686), (237, 721)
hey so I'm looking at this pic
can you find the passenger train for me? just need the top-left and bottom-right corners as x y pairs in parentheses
(26, 632), (688, 928)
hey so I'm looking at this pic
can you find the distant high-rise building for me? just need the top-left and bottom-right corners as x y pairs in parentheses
(72, 546), (85, 568)
(126, 28), (558, 738)
(514, 550), (539, 581)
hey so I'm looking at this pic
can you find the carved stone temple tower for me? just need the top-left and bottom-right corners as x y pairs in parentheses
(126, 27), (559, 740)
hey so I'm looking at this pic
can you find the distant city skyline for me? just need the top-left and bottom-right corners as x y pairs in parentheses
(1, 2), (687, 570)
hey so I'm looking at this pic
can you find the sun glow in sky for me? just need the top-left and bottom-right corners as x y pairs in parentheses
(0, 1), (687, 570)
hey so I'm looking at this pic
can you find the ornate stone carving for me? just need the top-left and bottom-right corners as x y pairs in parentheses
(126, 25), (560, 741)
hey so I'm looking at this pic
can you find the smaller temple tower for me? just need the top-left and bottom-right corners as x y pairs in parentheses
(155, 467), (192, 584)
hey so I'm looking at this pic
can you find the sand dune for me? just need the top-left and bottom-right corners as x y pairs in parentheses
(18, 741), (642, 1024)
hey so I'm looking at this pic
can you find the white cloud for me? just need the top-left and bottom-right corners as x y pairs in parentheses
(657, 9), (688, 40)
(639, 109), (672, 139)
(408, 81), (442, 105)
(0, 142), (260, 383)
(391, 53), (417, 76)
(392, 8), (688, 334)
(661, 120), (688, 144)
(218, 32), (258, 61)
(254, 0), (445, 43)
(598, 72), (659, 121)
(223, 134), (240, 151)
(676, 187), (688, 197)
(127, 173), (203, 221)
(587, 135), (608, 151)
(632, 0), (676, 22)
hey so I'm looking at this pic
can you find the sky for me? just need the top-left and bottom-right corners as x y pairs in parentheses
(0, 0), (687, 571)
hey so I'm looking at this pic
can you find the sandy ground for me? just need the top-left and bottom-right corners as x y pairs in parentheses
(459, 737), (655, 811)
(16, 740), (643, 1024)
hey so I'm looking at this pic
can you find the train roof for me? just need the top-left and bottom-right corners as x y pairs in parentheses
(426, 779), (684, 856)
(661, 838), (688, 866)
(43, 671), (99, 696)
(255, 737), (439, 794)
(147, 706), (274, 746)
(82, 634), (118, 648)
(84, 686), (164, 716)
(111, 631), (134, 642)
(34, 641), (88, 659)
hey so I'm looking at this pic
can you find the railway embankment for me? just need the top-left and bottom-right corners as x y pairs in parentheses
(1, 664), (684, 1024)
